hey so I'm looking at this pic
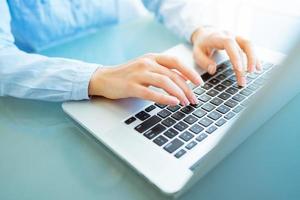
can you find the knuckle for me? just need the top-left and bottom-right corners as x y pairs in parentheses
(223, 37), (235, 45)
(159, 76), (170, 85)
(243, 39), (253, 47)
(137, 58), (152, 69)
(143, 53), (157, 58)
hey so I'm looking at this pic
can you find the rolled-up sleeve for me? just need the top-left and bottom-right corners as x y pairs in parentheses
(142, 0), (212, 42)
(0, 1), (99, 102)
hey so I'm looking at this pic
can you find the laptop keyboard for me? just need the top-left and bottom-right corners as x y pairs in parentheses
(124, 60), (275, 159)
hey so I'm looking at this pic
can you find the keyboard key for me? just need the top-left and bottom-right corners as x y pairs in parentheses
(171, 111), (185, 120)
(224, 99), (238, 108)
(191, 101), (203, 108)
(144, 124), (166, 139)
(206, 125), (217, 134)
(179, 131), (194, 141)
(207, 89), (219, 97)
(232, 94), (246, 102)
(135, 111), (151, 121)
(193, 109), (207, 118)
(254, 77), (265, 85)
(175, 149), (186, 158)
(187, 82), (198, 90)
(194, 87), (205, 95)
(181, 105), (195, 114)
(215, 84), (226, 92)
(223, 60), (233, 67)
(196, 133), (208, 142)
(135, 115), (162, 133)
(201, 103), (215, 112)
(233, 105), (244, 113)
(228, 75), (237, 82)
(145, 105), (156, 112)
(155, 103), (167, 108)
(233, 83), (244, 90)
(226, 87), (238, 95)
(125, 116), (136, 125)
(153, 135), (168, 146)
(167, 105), (181, 112)
(216, 118), (226, 127)
(215, 74), (227, 81)
(164, 128), (179, 139)
(199, 117), (213, 127)
(210, 97), (223, 106)
(209, 78), (220, 85)
(186, 141), (197, 150)
(222, 80), (233, 87)
(241, 99), (250, 106)
(240, 88), (252, 96)
(262, 62), (273, 70)
(216, 105), (230, 114)
(224, 112), (235, 120)
(201, 72), (214, 82)
(202, 83), (213, 90)
(174, 121), (189, 131)
(217, 63), (228, 72)
(164, 138), (184, 153)
(189, 124), (204, 134)
(157, 109), (171, 118)
(247, 72), (259, 79)
(218, 92), (231, 100)
(198, 94), (212, 102)
(223, 69), (234, 77)
(183, 115), (198, 124)
(207, 111), (222, 120)
(162, 117), (176, 127)
(247, 83), (259, 91)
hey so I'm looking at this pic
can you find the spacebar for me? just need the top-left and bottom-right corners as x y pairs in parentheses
(134, 115), (161, 133)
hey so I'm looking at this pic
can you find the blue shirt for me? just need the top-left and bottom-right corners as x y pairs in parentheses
(0, 0), (204, 101)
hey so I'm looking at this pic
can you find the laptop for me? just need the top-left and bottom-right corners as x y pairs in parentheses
(62, 37), (300, 196)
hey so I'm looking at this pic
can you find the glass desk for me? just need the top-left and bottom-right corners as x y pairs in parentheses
(0, 18), (299, 200)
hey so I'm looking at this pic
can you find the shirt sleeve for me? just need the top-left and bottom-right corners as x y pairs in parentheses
(141, 0), (212, 42)
(0, 1), (100, 102)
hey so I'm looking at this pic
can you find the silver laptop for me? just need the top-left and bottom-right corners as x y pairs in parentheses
(62, 37), (300, 196)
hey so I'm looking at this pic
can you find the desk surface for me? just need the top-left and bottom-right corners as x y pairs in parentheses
(0, 18), (299, 200)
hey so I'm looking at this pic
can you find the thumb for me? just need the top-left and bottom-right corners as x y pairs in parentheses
(194, 47), (217, 75)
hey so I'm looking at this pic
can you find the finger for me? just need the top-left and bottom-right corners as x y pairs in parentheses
(155, 54), (203, 86)
(151, 64), (198, 104)
(133, 85), (180, 106)
(222, 38), (247, 86)
(236, 36), (257, 73)
(142, 72), (190, 106)
(193, 46), (217, 75)
(256, 57), (262, 72)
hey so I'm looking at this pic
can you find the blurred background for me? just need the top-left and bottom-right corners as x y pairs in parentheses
(119, 0), (300, 54)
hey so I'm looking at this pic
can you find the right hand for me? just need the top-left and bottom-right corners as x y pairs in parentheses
(88, 53), (203, 106)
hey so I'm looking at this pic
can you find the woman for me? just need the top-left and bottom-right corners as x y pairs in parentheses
(0, 0), (260, 106)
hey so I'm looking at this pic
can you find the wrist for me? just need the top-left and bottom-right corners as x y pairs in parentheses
(88, 67), (109, 97)
(191, 26), (215, 45)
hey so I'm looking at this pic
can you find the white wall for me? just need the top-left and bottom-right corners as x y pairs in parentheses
(119, 0), (300, 52)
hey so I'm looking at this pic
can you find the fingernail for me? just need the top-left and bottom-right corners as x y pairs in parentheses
(192, 95), (199, 104)
(208, 64), (216, 74)
(185, 99), (190, 106)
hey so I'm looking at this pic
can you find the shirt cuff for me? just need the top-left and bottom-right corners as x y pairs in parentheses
(70, 63), (100, 100)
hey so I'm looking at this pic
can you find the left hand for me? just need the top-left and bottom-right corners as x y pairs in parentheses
(191, 27), (261, 86)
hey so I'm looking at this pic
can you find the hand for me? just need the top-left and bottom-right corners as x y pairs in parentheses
(191, 27), (261, 86)
(88, 54), (203, 106)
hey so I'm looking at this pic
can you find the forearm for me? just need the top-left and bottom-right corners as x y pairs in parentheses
(0, 46), (99, 101)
